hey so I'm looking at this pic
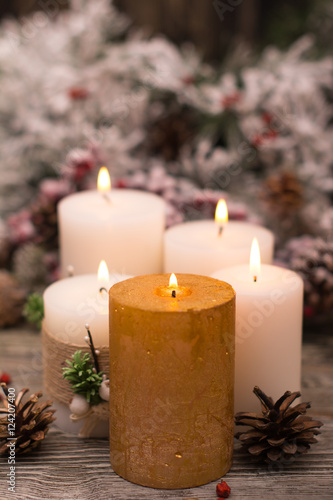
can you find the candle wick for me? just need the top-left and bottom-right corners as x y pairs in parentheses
(85, 325), (100, 373)
(171, 289), (176, 298)
(253, 276), (257, 283)
(67, 265), (74, 277)
(99, 287), (108, 294)
(218, 225), (223, 237)
(102, 193), (112, 205)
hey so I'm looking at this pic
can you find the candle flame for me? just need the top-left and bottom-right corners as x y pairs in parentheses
(98, 260), (110, 284)
(97, 167), (111, 192)
(169, 273), (178, 288)
(250, 238), (261, 281)
(215, 199), (228, 225)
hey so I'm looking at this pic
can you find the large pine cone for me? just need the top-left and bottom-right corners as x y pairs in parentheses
(235, 386), (323, 464)
(0, 388), (55, 455)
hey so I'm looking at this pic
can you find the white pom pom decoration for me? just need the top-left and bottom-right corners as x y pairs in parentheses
(69, 394), (90, 415)
(99, 379), (110, 401)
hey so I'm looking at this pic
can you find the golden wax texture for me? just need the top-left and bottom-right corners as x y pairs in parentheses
(109, 274), (235, 489)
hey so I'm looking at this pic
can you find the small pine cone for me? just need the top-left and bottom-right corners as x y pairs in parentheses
(13, 243), (48, 289)
(280, 237), (333, 316)
(260, 171), (304, 219)
(0, 271), (26, 328)
(144, 104), (197, 162)
(30, 199), (59, 250)
(0, 388), (55, 455)
(235, 386), (323, 464)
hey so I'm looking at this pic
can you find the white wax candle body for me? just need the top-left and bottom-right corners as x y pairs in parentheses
(212, 265), (303, 414)
(58, 189), (165, 276)
(164, 221), (274, 275)
(43, 274), (130, 346)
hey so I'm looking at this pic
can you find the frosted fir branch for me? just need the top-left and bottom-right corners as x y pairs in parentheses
(0, 0), (332, 244)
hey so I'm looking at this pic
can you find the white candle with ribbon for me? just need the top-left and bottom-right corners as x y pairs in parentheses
(164, 199), (274, 275)
(212, 239), (304, 413)
(59, 167), (166, 276)
(42, 262), (131, 437)
(43, 260), (131, 346)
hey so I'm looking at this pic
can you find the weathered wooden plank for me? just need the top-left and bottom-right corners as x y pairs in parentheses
(4, 437), (333, 500)
(2, 431), (333, 500)
(1, 328), (333, 500)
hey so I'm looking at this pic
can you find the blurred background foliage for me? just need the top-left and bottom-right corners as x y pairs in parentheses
(1, 0), (333, 62)
(1, 0), (333, 326)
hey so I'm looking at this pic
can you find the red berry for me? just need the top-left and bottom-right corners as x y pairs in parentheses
(0, 372), (11, 385)
(265, 128), (278, 139)
(252, 133), (263, 147)
(182, 75), (195, 85)
(115, 179), (128, 188)
(304, 305), (315, 318)
(221, 91), (241, 108)
(216, 480), (231, 498)
(262, 111), (273, 125)
(68, 87), (90, 100)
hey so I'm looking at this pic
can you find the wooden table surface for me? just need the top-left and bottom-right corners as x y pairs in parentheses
(0, 327), (332, 500)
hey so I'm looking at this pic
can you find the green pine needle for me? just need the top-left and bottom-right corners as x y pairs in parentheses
(23, 293), (44, 329)
(62, 350), (103, 406)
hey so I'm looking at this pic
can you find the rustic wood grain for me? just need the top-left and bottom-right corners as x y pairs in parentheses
(1, 328), (332, 499)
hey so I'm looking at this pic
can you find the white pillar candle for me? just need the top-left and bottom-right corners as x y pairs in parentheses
(58, 169), (165, 276)
(164, 220), (274, 275)
(212, 243), (303, 414)
(43, 267), (131, 346)
(43, 263), (132, 437)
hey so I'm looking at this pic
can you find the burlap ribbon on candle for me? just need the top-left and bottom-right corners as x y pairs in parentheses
(42, 321), (109, 406)
(70, 401), (110, 438)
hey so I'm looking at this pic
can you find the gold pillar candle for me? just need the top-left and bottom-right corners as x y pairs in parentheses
(109, 273), (235, 489)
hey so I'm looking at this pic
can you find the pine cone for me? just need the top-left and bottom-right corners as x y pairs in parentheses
(0, 388), (55, 455)
(0, 271), (26, 328)
(278, 236), (333, 316)
(30, 199), (59, 250)
(145, 104), (197, 162)
(13, 243), (48, 290)
(235, 386), (323, 464)
(260, 172), (304, 219)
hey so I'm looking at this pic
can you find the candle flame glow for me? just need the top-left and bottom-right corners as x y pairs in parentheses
(215, 200), (228, 237)
(215, 199), (228, 225)
(250, 238), (261, 282)
(98, 260), (110, 284)
(97, 167), (111, 192)
(169, 273), (178, 288)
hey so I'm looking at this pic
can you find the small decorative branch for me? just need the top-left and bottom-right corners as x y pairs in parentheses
(85, 324), (100, 374)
